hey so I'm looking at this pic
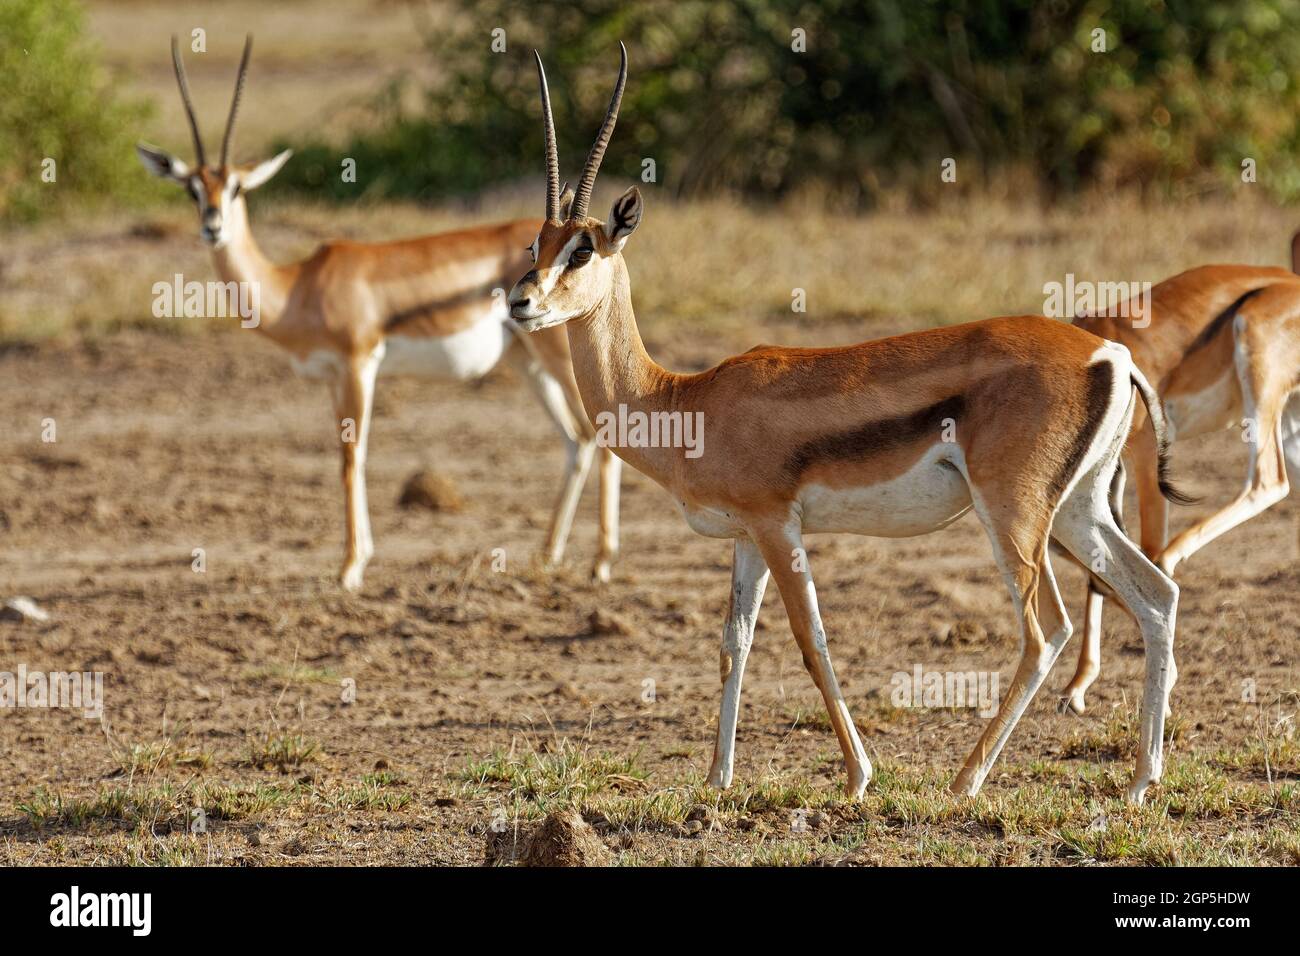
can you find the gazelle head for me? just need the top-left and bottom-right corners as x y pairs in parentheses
(509, 45), (643, 331)
(135, 35), (291, 249)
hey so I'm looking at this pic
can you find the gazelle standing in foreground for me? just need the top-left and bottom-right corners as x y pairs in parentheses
(510, 46), (1183, 802)
(1061, 262), (1300, 715)
(136, 36), (620, 591)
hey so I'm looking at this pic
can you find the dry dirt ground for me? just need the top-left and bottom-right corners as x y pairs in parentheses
(0, 318), (1296, 867)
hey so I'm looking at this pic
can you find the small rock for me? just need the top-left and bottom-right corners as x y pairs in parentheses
(682, 819), (704, 836)
(806, 811), (828, 830)
(398, 470), (463, 512)
(0, 597), (49, 623)
(686, 804), (722, 831)
(934, 620), (987, 646)
(588, 608), (629, 636)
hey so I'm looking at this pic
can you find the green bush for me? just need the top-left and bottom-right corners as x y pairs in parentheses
(0, 0), (153, 223)
(276, 0), (1300, 205)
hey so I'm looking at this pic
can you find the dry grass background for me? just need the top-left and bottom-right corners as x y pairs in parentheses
(3, 0), (1298, 343)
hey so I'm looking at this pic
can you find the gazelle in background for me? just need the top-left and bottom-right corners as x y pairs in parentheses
(136, 36), (621, 591)
(1061, 262), (1300, 715)
(510, 46), (1183, 802)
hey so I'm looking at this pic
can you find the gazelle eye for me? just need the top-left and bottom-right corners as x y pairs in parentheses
(570, 245), (593, 266)
(526, 245), (536, 263)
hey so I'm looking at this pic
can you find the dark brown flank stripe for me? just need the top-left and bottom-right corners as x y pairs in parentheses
(1046, 362), (1114, 504)
(383, 277), (506, 333)
(1183, 288), (1264, 357)
(785, 394), (966, 478)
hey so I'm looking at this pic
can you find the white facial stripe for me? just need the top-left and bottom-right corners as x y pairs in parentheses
(537, 234), (587, 296)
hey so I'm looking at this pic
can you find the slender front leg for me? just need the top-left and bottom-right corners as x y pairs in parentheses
(334, 345), (383, 592)
(593, 449), (622, 583)
(706, 537), (770, 789)
(753, 524), (871, 797)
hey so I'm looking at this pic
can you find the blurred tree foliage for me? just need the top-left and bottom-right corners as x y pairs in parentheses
(280, 0), (1300, 204)
(0, 0), (152, 222)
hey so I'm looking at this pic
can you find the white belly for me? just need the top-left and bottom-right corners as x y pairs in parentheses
(1164, 370), (1241, 442)
(799, 444), (972, 537)
(381, 319), (510, 381)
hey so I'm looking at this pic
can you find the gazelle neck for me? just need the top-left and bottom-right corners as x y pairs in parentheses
(210, 198), (296, 329)
(564, 256), (682, 482)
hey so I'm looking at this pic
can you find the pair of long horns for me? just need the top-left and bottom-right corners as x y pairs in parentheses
(171, 33), (253, 168)
(535, 42), (627, 222)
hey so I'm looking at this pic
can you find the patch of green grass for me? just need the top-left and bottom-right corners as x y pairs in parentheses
(315, 777), (411, 812)
(242, 733), (321, 772)
(460, 738), (648, 806)
(17, 784), (193, 830)
(1060, 707), (1185, 761)
(1212, 732), (1300, 780)
(243, 664), (342, 685)
(113, 740), (214, 776)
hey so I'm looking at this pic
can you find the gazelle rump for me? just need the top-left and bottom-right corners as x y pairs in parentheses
(135, 35), (621, 591)
(510, 46), (1182, 801)
(1062, 263), (1300, 715)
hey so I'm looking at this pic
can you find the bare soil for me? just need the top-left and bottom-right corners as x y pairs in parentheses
(0, 322), (1296, 865)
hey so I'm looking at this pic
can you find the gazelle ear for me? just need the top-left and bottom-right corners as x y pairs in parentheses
(136, 143), (190, 182)
(558, 182), (575, 221)
(605, 186), (642, 251)
(238, 149), (293, 191)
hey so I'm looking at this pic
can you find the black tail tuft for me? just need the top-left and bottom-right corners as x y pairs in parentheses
(1130, 365), (1200, 506)
(1158, 466), (1200, 506)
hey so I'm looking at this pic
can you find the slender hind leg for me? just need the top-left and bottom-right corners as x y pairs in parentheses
(706, 538), (770, 788)
(1064, 434), (1166, 715)
(953, 531), (1070, 796)
(1160, 323), (1291, 575)
(753, 523), (871, 797)
(1053, 479), (1179, 804)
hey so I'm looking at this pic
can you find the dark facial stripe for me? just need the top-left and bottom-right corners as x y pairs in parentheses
(785, 394), (966, 479)
(1047, 361), (1114, 504)
(1184, 288), (1264, 358)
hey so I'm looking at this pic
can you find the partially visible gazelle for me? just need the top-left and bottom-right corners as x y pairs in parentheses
(136, 36), (620, 591)
(1061, 263), (1300, 715)
(510, 46), (1183, 802)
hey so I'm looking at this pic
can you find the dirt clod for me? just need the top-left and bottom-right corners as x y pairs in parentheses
(398, 470), (463, 512)
(588, 608), (630, 636)
(485, 809), (613, 867)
